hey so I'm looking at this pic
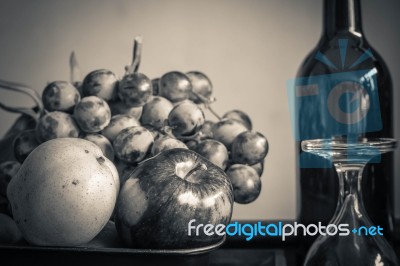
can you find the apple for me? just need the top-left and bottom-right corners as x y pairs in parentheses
(114, 148), (233, 249)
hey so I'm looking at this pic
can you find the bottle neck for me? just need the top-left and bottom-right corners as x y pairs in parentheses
(323, 0), (363, 39)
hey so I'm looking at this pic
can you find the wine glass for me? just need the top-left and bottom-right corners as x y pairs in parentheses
(301, 138), (399, 266)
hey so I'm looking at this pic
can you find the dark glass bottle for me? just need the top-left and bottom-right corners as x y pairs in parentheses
(296, 0), (393, 242)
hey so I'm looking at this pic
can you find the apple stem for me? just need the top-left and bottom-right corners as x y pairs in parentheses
(69, 51), (80, 84)
(0, 79), (44, 122)
(184, 163), (207, 180)
(125, 36), (143, 75)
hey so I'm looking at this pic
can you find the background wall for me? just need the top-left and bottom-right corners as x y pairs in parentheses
(0, 0), (399, 220)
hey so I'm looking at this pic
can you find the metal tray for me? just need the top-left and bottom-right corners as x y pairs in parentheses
(0, 221), (226, 266)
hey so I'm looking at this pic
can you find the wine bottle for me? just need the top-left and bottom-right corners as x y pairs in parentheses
(295, 0), (393, 241)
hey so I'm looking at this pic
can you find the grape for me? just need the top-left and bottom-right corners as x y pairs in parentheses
(73, 96), (111, 133)
(141, 96), (173, 129)
(199, 120), (214, 139)
(168, 100), (205, 138)
(195, 139), (228, 170)
(42, 81), (80, 113)
(13, 129), (40, 163)
(151, 136), (187, 156)
(82, 133), (115, 161)
(250, 162), (264, 177)
(159, 71), (191, 102)
(186, 71), (213, 103)
(118, 72), (152, 107)
(231, 131), (269, 165)
(102, 114), (140, 142)
(212, 118), (248, 149)
(226, 164), (261, 204)
(0, 161), (21, 198)
(36, 111), (80, 142)
(113, 126), (154, 163)
(108, 100), (143, 119)
(82, 69), (119, 101)
(222, 110), (252, 130)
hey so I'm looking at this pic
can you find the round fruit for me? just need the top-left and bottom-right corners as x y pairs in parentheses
(141, 96), (173, 129)
(168, 100), (205, 137)
(199, 120), (214, 139)
(0, 161), (21, 198)
(186, 71), (213, 103)
(74, 96), (111, 133)
(226, 164), (261, 204)
(114, 148), (233, 249)
(151, 136), (187, 156)
(118, 72), (152, 107)
(195, 139), (229, 170)
(231, 131), (269, 165)
(251, 162), (264, 176)
(108, 100), (143, 119)
(36, 111), (80, 142)
(102, 114), (140, 142)
(83, 133), (115, 161)
(13, 129), (40, 163)
(42, 81), (80, 113)
(222, 110), (252, 130)
(113, 126), (154, 163)
(212, 119), (248, 149)
(82, 69), (119, 101)
(7, 138), (119, 246)
(159, 71), (192, 102)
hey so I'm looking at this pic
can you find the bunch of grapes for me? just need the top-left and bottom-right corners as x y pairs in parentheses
(7, 37), (268, 205)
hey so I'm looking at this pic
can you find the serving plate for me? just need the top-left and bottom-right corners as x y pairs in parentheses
(0, 221), (226, 266)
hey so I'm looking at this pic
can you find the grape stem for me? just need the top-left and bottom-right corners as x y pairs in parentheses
(69, 51), (80, 84)
(191, 91), (221, 120)
(0, 80), (44, 122)
(125, 36), (143, 75)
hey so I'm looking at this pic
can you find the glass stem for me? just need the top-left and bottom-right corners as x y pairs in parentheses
(333, 163), (366, 221)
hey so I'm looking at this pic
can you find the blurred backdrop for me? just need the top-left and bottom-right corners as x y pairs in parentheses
(0, 0), (399, 220)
